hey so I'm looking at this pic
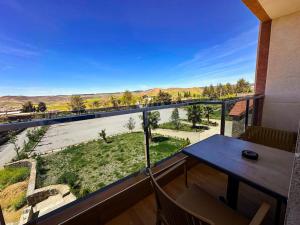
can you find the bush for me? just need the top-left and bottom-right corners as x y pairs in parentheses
(12, 193), (27, 210)
(57, 171), (78, 188)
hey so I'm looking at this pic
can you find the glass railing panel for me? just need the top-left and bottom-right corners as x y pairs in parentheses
(0, 112), (146, 224)
(224, 100), (247, 137)
(149, 103), (221, 166)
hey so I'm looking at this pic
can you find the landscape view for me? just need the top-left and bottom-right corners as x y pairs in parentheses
(0, 0), (259, 224)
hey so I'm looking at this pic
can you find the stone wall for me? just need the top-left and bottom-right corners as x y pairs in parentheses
(4, 159), (36, 202)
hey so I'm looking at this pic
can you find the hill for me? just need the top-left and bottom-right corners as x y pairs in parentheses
(0, 87), (202, 112)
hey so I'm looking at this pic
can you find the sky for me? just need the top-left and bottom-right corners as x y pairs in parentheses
(0, 0), (259, 96)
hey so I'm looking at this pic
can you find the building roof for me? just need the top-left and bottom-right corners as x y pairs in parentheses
(229, 100), (253, 117)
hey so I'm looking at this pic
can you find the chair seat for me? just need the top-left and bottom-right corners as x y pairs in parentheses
(176, 184), (250, 225)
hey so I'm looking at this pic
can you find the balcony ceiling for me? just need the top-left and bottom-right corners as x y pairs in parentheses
(258, 0), (300, 19)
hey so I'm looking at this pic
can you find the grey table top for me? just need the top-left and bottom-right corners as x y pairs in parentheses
(183, 134), (294, 199)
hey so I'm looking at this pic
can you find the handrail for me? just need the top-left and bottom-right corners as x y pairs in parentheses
(0, 95), (264, 133)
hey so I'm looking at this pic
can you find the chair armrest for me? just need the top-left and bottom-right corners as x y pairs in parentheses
(249, 202), (270, 225)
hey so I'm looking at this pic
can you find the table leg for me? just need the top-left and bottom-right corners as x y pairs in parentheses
(275, 199), (282, 225)
(227, 175), (239, 210)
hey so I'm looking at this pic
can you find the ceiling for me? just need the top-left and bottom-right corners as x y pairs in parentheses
(258, 0), (300, 19)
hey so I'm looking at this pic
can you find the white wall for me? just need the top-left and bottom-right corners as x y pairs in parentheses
(262, 11), (300, 132)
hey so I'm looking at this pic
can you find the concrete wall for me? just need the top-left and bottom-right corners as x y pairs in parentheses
(262, 11), (300, 132)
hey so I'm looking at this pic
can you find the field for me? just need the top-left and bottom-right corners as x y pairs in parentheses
(36, 132), (189, 197)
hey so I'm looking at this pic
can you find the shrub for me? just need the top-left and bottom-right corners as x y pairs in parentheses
(12, 193), (27, 210)
(57, 171), (78, 188)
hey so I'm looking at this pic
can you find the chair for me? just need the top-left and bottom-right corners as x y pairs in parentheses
(240, 126), (297, 152)
(149, 162), (270, 225)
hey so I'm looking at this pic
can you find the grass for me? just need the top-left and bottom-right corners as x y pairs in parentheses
(0, 167), (30, 190)
(36, 132), (188, 197)
(159, 122), (208, 132)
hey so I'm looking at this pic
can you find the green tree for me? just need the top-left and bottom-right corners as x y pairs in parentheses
(122, 90), (133, 106)
(156, 90), (172, 104)
(141, 111), (160, 141)
(110, 96), (119, 108)
(37, 102), (47, 112)
(224, 83), (234, 95)
(176, 92), (182, 102)
(208, 85), (217, 99)
(215, 84), (224, 98)
(186, 105), (203, 127)
(125, 117), (136, 132)
(203, 105), (214, 123)
(235, 78), (251, 93)
(99, 129), (108, 143)
(21, 101), (35, 113)
(170, 108), (181, 129)
(202, 86), (209, 97)
(69, 95), (86, 112)
(8, 131), (21, 160)
(91, 100), (100, 109)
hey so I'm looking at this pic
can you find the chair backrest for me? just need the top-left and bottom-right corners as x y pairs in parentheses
(148, 169), (214, 225)
(240, 126), (297, 152)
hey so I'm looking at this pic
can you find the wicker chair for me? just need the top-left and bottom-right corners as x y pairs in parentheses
(240, 126), (297, 152)
(149, 162), (270, 225)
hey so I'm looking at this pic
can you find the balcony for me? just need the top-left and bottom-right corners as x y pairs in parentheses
(1, 94), (294, 225)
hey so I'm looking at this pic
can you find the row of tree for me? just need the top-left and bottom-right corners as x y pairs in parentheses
(202, 79), (252, 99)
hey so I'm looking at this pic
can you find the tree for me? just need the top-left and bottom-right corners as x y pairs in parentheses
(156, 90), (172, 104)
(110, 96), (119, 108)
(148, 111), (160, 140)
(8, 131), (21, 160)
(170, 108), (181, 129)
(215, 84), (224, 98)
(235, 78), (251, 93)
(141, 111), (160, 141)
(69, 95), (86, 112)
(37, 102), (47, 112)
(176, 92), (182, 102)
(91, 100), (100, 109)
(208, 85), (217, 99)
(224, 83), (234, 95)
(21, 101), (35, 113)
(186, 105), (202, 127)
(125, 117), (135, 132)
(122, 90), (133, 106)
(202, 86), (209, 97)
(203, 105), (214, 123)
(99, 129), (108, 143)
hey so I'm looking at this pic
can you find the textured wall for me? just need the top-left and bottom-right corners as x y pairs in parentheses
(262, 11), (300, 132)
(285, 127), (300, 225)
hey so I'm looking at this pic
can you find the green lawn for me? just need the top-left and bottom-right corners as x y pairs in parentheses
(0, 167), (30, 190)
(159, 122), (208, 132)
(36, 132), (188, 197)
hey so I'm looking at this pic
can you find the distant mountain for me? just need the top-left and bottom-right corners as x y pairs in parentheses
(0, 87), (202, 112)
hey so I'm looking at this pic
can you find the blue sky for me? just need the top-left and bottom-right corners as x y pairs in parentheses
(0, 0), (258, 96)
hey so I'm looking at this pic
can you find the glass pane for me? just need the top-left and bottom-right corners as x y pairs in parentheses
(0, 113), (146, 224)
(149, 104), (221, 166)
(224, 100), (246, 137)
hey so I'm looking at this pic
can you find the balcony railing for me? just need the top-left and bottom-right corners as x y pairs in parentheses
(0, 94), (264, 225)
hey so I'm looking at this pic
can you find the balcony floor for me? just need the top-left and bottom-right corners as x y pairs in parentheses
(105, 163), (283, 225)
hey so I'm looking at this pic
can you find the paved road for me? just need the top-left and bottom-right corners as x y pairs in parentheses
(34, 108), (188, 154)
(34, 108), (233, 154)
(0, 129), (29, 167)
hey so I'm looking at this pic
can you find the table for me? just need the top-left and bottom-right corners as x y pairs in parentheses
(183, 134), (294, 224)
